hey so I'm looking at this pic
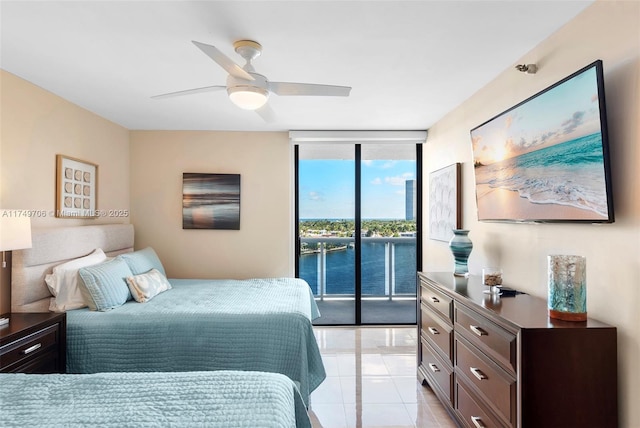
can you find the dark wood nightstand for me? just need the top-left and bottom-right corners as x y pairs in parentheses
(0, 312), (66, 373)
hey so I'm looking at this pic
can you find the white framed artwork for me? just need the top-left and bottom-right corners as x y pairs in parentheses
(56, 155), (98, 218)
(429, 163), (461, 241)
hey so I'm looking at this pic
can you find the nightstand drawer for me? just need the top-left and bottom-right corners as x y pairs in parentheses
(7, 350), (61, 374)
(0, 324), (59, 371)
(455, 335), (515, 426)
(421, 303), (453, 362)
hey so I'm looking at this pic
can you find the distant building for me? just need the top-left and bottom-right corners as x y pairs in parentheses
(405, 180), (416, 220)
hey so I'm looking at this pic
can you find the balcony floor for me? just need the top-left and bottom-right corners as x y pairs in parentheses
(314, 298), (417, 325)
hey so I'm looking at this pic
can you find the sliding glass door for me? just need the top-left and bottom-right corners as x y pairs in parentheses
(296, 143), (420, 325)
(360, 144), (417, 324)
(297, 144), (356, 325)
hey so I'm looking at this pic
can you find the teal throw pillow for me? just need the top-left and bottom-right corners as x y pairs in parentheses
(78, 258), (134, 311)
(118, 247), (166, 276)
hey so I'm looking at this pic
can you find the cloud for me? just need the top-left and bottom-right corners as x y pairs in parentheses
(561, 111), (585, 135)
(518, 137), (528, 148)
(362, 160), (373, 166)
(308, 191), (324, 201)
(515, 136), (536, 150)
(381, 161), (397, 169)
(385, 172), (414, 186)
(505, 115), (513, 129)
(371, 177), (382, 185)
(471, 135), (482, 151)
(540, 130), (558, 144)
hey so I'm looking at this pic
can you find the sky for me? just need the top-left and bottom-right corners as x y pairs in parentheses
(299, 159), (416, 219)
(471, 64), (602, 165)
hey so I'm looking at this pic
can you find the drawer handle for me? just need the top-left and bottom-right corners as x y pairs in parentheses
(428, 327), (440, 335)
(471, 416), (486, 428)
(22, 343), (42, 355)
(470, 325), (488, 336)
(428, 363), (440, 373)
(470, 367), (487, 380)
(430, 296), (440, 303)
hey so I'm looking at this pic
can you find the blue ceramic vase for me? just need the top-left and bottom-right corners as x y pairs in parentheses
(448, 229), (473, 276)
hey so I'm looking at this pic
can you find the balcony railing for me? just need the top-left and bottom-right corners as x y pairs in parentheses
(299, 236), (417, 301)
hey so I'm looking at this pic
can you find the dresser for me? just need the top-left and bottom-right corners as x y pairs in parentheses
(0, 312), (66, 373)
(417, 272), (617, 428)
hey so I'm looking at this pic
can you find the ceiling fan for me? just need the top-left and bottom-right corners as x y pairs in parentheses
(152, 40), (352, 121)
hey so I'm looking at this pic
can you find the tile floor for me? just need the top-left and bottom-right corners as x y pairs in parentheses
(310, 326), (458, 428)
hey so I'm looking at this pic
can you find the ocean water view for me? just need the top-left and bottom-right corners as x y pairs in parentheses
(299, 241), (417, 296)
(474, 133), (608, 217)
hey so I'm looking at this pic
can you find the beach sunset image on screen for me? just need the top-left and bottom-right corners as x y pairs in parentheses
(470, 60), (613, 223)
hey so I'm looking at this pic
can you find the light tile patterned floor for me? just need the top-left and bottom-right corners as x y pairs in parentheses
(310, 326), (458, 428)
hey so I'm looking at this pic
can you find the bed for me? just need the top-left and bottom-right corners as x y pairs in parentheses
(11, 224), (325, 405)
(0, 370), (311, 427)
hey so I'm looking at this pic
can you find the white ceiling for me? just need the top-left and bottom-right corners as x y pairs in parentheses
(0, 1), (593, 132)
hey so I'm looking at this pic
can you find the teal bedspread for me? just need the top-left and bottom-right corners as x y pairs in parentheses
(66, 277), (325, 405)
(0, 370), (311, 427)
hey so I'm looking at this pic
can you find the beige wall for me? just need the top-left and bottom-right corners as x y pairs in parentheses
(0, 70), (130, 313)
(423, 2), (639, 426)
(129, 131), (293, 280)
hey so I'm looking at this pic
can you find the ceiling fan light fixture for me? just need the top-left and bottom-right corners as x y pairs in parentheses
(153, 39), (351, 121)
(228, 86), (269, 110)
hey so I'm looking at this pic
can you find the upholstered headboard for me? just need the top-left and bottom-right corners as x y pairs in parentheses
(11, 224), (134, 313)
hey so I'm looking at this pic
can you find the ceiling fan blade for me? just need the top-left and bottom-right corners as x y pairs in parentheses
(255, 103), (276, 123)
(151, 85), (226, 99)
(268, 82), (351, 97)
(192, 41), (254, 81)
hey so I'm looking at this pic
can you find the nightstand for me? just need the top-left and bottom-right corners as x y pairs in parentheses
(0, 312), (66, 373)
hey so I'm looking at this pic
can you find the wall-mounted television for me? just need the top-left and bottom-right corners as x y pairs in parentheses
(470, 60), (614, 223)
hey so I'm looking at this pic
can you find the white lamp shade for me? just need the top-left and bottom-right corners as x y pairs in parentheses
(228, 87), (268, 110)
(0, 211), (33, 251)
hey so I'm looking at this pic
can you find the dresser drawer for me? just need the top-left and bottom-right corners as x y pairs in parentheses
(421, 283), (453, 321)
(0, 324), (59, 372)
(455, 335), (515, 426)
(456, 379), (508, 428)
(455, 304), (516, 373)
(421, 338), (453, 405)
(421, 303), (453, 362)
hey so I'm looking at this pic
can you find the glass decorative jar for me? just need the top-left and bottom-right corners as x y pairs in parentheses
(548, 255), (587, 321)
(482, 267), (503, 294)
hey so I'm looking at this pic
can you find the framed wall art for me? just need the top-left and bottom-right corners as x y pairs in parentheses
(182, 173), (241, 230)
(429, 163), (461, 241)
(56, 155), (98, 218)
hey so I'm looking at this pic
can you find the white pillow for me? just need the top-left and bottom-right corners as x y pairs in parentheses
(46, 248), (107, 312)
(125, 269), (172, 303)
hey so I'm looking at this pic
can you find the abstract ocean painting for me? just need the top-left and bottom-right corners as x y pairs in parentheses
(183, 173), (240, 230)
